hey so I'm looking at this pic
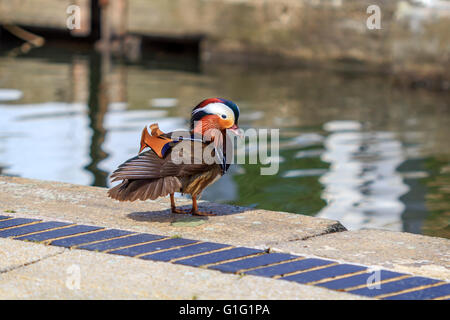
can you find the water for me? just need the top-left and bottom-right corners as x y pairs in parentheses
(0, 48), (449, 238)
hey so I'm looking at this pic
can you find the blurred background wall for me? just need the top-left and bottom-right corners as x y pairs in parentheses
(1, 0), (449, 89)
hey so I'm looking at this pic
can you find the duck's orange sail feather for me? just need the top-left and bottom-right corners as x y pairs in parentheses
(139, 124), (173, 158)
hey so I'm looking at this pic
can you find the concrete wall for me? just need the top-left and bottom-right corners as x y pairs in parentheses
(127, 0), (450, 84)
(1, 0), (449, 86)
(0, 0), (91, 35)
(0, 0), (68, 28)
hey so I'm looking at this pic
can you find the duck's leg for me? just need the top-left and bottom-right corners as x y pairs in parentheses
(170, 193), (190, 214)
(191, 195), (216, 216)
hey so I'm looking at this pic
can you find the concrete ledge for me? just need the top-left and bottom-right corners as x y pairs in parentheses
(0, 176), (346, 248)
(0, 237), (64, 273)
(0, 238), (367, 299)
(273, 230), (450, 281)
(0, 175), (449, 299)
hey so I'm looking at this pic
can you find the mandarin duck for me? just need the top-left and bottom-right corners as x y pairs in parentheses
(108, 98), (240, 216)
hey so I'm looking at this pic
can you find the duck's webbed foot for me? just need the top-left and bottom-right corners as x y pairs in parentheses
(191, 210), (216, 216)
(190, 195), (216, 216)
(170, 193), (217, 216)
(171, 207), (191, 214)
(170, 193), (190, 214)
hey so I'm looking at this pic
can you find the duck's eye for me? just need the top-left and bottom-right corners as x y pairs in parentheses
(221, 114), (227, 119)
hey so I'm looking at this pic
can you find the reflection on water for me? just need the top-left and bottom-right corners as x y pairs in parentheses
(318, 122), (409, 231)
(0, 101), (91, 184)
(0, 49), (449, 238)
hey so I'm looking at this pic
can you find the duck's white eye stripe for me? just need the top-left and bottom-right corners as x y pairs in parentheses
(192, 103), (235, 122)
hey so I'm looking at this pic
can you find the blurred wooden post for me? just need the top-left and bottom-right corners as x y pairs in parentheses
(85, 52), (109, 187)
(90, 0), (101, 40)
(110, 0), (128, 38)
(96, 0), (129, 53)
(99, 0), (111, 51)
(70, 57), (89, 103)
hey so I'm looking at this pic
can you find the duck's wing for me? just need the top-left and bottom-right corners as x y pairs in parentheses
(108, 140), (218, 202)
(110, 140), (214, 182)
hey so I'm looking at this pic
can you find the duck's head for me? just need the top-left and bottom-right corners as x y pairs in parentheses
(190, 98), (241, 136)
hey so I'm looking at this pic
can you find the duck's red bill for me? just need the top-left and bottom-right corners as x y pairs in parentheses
(228, 124), (243, 138)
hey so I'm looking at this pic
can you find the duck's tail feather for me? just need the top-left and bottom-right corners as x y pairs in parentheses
(107, 177), (182, 202)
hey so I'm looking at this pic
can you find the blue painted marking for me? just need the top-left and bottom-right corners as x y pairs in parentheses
(176, 247), (263, 267)
(0, 218), (41, 230)
(0, 221), (70, 238)
(383, 282), (450, 300)
(109, 238), (198, 257)
(244, 258), (334, 278)
(51, 229), (135, 248)
(15, 225), (102, 242)
(281, 264), (367, 284)
(0, 215), (11, 220)
(317, 270), (407, 290)
(77, 233), (165, 252)
(348, 276), (442, 298)
(140, 242), (230, 262)
(210, 253), (299, 273)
